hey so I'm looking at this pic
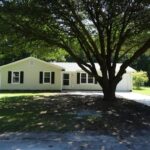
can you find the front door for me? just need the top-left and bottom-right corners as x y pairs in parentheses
(63, 73), (70, 89)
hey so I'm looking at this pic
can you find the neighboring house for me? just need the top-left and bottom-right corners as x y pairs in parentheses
(0, 57), (135, 91)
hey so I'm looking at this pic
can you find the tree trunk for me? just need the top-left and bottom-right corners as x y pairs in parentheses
(102, 83), (117, 101)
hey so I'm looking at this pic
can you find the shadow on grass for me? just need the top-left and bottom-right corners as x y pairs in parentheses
(0, 95), (150, 137)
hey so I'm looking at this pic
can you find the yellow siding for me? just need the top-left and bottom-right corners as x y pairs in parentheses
(0, 58), (62, 90)
(62, 72), (132, 91)
(62, 72), (102, 90)
(0, 57), (133, 91)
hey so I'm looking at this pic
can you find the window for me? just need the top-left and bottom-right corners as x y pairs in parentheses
(8, 71), (24, 84)
(63, 73), (69, 85)
(12, 72), (20, 83)
(39, 72), (55, 84)
(88, 74), (94, 83)
(81, 73), (86, 83)
(80, 73), (94, 84)
(44, 72), (51, 83)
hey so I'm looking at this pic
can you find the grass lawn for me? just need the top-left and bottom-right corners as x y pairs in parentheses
(133, 87), (150, 96)
(0, 92), (57, 98)
(0, 94), (150, 136)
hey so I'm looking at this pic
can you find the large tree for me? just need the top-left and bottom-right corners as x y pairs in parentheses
(0, 0), (150, 101)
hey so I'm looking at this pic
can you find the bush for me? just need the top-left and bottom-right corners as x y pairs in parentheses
(133, 71), (148, 89)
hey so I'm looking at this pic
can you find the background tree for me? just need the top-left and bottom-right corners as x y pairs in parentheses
(0, 0), (150, 101)
(133, 71), (148, 89)
(0, 17), (69, 64)
(131, 53), (150, 86)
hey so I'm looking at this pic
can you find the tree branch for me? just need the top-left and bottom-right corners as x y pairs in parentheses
(115, 38), (150, 82)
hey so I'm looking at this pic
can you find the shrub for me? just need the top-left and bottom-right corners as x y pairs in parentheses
(133, 71), (148, 89)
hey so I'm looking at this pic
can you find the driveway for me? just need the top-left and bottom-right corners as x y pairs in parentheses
(60, 91), (150, 106)
(116, 92), (150, 106)
(0, 131), (150, 150)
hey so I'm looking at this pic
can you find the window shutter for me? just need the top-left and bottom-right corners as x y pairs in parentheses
(51, 72), (55, 84)
(8, 71), (12, 84)
(39, 72), (43, 84)
(20, 71), (24, 83)
(77, 73), (80, 84)
(95, 78), (97, 84)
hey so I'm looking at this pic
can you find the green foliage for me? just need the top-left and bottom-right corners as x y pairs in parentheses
(0, 13), (70, 65)
(131, 54), (150, 86)
(0, 0), (150, 100)
(133, 71), (149, 89)
(37, 48), (69, 62)
(0, 30), (70, 65)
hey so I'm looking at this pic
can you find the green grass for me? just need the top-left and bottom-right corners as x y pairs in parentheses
(133, 87), (150, 95)
(0, 92), (57, 98)
(0, 95), (78, 132)
(0, 95), (149, 135)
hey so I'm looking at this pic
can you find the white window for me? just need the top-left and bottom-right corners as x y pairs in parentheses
(81, 73), (87, 83)
(80, 73), (94, 84)
(12, 72), (20, 83)
(63, 73), (69, 85)
(44, 72), (51, 83)
(88, 74), (94, 83)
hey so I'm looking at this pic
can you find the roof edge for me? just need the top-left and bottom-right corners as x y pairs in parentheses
(0, 57), (65, 70)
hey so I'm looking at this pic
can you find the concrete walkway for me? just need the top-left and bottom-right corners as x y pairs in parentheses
(116, 92), (150, 106)
(60, 91), (150, 106)
(0, 131), (150, 150)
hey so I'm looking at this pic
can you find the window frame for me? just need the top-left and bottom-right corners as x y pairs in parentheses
(63, 73), (70, 86)
(12, 71), (20, 84)
(80, 72), (95, 84)
(80, 73), (87, 84)
(43, 72), (51, 84)
(88, 74), (94, 84)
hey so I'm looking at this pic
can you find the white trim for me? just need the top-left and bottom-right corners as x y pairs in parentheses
(11, 71), (20, 84)
(43, 72), (51, 84)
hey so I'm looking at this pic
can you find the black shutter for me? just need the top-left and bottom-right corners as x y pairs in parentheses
(51, 72), (55, 84)
(77, 73), (80, 84)
(39, 72), (43, 84)
(95, 78), (97, 84)
(20, 71), (24, 83)
(8, 71), (12, 84)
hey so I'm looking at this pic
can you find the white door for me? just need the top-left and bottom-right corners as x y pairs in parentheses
(62, 73), (70, 89)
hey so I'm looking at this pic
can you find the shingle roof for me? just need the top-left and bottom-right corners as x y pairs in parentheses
(52, 62), (136, 72)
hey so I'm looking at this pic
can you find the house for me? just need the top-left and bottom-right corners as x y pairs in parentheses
(0, 57), (135, 91)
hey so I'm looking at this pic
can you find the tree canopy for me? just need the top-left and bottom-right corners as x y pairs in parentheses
(0, 0), (150, 101)
(0, 14), (69, 64)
